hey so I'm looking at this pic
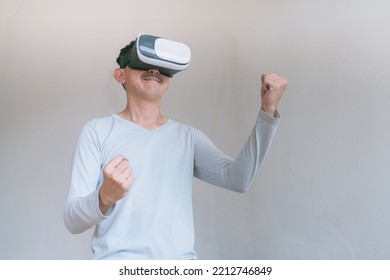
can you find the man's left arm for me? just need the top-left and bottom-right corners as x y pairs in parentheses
(193, 73), (287, 192)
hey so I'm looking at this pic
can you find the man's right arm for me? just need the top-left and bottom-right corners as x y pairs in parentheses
(63, 123), (108, 234)
(64, 123), (134, 234)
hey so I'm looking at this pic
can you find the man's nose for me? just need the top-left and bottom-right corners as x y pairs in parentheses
(148, 69), (160, 75)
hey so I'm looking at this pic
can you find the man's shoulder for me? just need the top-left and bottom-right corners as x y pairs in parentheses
(80, 115), (116, 139)
(169, 119), (200, 134)
(85, 114), (114, 126)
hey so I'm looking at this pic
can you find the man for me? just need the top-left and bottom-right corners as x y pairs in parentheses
(64, 34), (287, 259)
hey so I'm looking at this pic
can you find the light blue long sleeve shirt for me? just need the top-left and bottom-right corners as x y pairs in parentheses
(64, 110), (280, 259)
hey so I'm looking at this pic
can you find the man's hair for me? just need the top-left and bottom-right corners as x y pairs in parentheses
(116, 40), (136, 69)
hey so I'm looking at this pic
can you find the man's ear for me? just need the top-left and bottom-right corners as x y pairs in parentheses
(113, 68), (125, 84)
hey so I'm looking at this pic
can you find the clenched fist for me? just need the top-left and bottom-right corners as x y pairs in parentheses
(99, 155), (133, 214)
(261, 73), (288, 117)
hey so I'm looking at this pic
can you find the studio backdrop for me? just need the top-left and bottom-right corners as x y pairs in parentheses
(1, 0), (389, 259)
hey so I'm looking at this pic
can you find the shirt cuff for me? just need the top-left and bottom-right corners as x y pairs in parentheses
(258, 109), (281, 125)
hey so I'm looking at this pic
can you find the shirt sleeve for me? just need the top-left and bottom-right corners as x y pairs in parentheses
(193, 110), (281, 193)
(63, 123), (115, 234)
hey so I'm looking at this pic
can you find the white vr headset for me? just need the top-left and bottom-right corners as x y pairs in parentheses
(118, 33), (191, 77)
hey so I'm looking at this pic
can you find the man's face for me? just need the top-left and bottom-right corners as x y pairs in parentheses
(122, 67), (170, 101)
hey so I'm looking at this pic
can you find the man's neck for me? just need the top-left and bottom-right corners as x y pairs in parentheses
(118, 99), (168, 130)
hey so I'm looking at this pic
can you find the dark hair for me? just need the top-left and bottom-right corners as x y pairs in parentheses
(116, 40), (136, 68)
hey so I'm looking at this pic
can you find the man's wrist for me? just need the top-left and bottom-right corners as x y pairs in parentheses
(99, 189), (114, 215)
(261, 105), (276, 117)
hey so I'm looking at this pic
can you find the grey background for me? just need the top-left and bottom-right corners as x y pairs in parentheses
(1, 0), (389, 259)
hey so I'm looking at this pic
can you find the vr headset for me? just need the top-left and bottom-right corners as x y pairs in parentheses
(118, 33), (191, 77)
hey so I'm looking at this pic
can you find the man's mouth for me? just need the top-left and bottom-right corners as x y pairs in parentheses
(142, 73), (162, 83)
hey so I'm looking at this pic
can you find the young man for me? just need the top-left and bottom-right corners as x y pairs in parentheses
(64, 34), (287, 259)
